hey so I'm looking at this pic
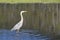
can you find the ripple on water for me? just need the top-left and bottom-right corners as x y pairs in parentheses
(0, 29), (50, 40)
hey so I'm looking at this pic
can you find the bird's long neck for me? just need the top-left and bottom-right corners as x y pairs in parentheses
(20, 12), (23, 22)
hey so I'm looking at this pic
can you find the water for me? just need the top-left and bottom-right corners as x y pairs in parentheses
(0, 29), (50, 40)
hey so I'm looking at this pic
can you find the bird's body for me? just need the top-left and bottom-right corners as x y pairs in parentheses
(11, 11), (27, 31)
(11, 20), (23, 31)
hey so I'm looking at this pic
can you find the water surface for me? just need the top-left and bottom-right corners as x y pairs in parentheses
(0, 29), (50, 40)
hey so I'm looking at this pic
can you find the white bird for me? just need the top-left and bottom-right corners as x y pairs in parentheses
(11, 11), (27, 32)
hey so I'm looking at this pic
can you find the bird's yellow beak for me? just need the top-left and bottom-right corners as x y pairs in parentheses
(20, 11), (27, 14)
(24, 11), (27, 12)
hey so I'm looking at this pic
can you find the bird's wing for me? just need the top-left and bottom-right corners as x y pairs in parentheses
(11, 21), (22, 31)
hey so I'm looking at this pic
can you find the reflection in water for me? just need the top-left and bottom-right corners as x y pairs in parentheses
(0, 29), (50, 40)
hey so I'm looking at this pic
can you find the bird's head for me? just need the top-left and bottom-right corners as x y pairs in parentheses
(20, 11), (27, 14)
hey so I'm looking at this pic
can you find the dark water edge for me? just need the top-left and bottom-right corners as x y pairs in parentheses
(0, 29), (51, 40)
(49, 35), (60, 40)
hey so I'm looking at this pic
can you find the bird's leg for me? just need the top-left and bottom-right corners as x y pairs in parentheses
(15, 29), (20, 40)
(15, 29), (20, 37)
(17, 29), (20, 33)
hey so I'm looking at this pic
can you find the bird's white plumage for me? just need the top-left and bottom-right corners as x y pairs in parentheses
(11, 21), (23, 31)
(11, 11), (27, 31)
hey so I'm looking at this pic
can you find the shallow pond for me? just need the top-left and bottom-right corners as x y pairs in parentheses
(0, 29), (51, 40)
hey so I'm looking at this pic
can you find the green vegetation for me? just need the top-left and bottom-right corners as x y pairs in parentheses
(0, 0), (60, 3)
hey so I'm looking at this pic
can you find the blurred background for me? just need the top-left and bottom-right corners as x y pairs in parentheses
(0, 3), (60, 36)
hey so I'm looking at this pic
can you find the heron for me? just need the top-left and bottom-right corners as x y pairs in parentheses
(11, 11), (27, 32)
